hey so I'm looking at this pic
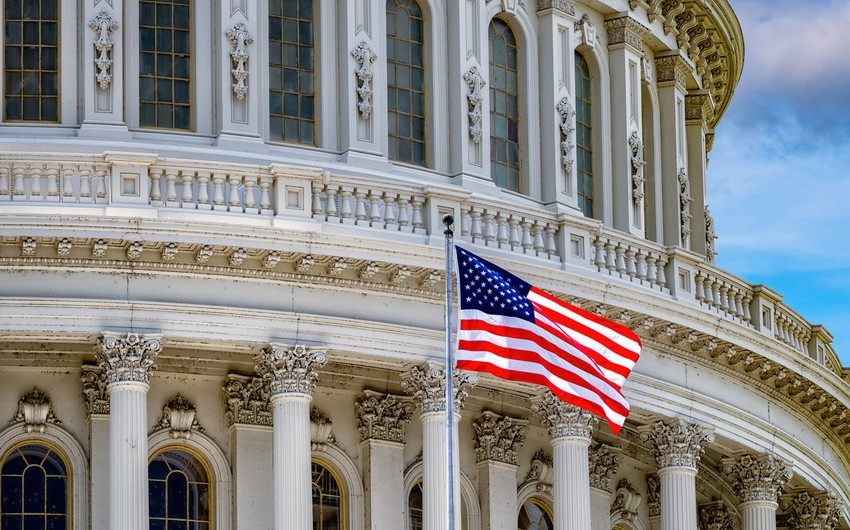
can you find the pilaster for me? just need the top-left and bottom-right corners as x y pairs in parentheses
(80, 0), (127, 132)
(81, 366), (110, 530)
(589, 442), (621, 530)
(684, 90), (714, 255)
(474, 411), (527, 530)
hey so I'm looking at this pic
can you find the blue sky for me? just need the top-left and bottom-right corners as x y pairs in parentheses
(709, 0), (850, 362)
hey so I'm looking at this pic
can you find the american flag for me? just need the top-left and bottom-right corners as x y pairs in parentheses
(454, 246), (641, 434)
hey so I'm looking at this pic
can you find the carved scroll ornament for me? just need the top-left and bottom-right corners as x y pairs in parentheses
(556, 96), (576, 173)
(226, 23), (254, 100)
(463, 66), (486, 144)
(351, 41), (378, 119)
(89, 11), (119, 90)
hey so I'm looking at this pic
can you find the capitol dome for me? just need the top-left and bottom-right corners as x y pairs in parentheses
(0, 0), (847, 529)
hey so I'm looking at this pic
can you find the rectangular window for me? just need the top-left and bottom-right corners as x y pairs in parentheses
(139, 0), (192, 130)
(3, 0), (60, 122)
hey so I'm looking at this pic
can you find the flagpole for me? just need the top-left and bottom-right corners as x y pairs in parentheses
(442, 214), (457, 530)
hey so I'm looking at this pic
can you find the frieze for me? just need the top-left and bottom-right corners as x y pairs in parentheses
(473, 411), (527, 465)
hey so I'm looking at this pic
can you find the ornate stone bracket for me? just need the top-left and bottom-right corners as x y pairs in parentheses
(629, 128), (646, 203)
(611, 479), (642, 521)
(254, 343), (327, 396)
(530, 391), (597, 439)
(705, 204), (718, 263)
(311, 407), (336, 452)
(556, 96), (576, 174)
(579, 14), (596, 46)
(780, 491), (842, 530)
(154, 394), (204, 439)
(473, 411), (527, 466)
(10, 388), (62, 433)
(589, 442), (621, 492)
(96, 332), (162, 384)
(81, 365), (110, 416)
(463, 66), (486, 144)
(639, 419), (714, 469)
(678, 167), (692, 245)
(355, 390), (414, 444)
(698, 501), (735, 530)
(351, 41), (377, 119)
(722, 453), (792, 504)
(522, 449), (554, 494)
(89, 11), (118, 90)
(401, 362), (478, 414)
(226, 23), (253, 100)
(222, 373), (272, 427)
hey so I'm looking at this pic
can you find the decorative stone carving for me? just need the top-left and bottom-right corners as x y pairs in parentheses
(473, 411), (527, 465)
(311, 407), (336, 451)
(57, 238), (72, 256)
(685, 93), (714, 124)
(390, 265), (411, 284)
(10, 388), (61, 433)
(698, 502), (734, 530)
(579, 14), (596, 46)
(355, 390), (414, 443)
(96, 332), (162, 384)
(639, 419), (714, 469)
(536, 0), (575, 16)
(81, 365), (110, 416)
(647, 474), (661, 517)
(463, 66), (486, 144)
(557, 97), (576, 174)
(22, 237), (36, 256)
(604, 16), (649, 51)
(264, 251), (282, 269)
(401, 363), (478, 414)
(419, 270), (440, 289)
(92, 239), (108, 257)
(296, 254), (314, 272)
(126, 241), (144, 260)
(705, 205), (717, 263)
(222, 373), (272, 427)
(89, 11), (118, 90)
(351, 41), (377, 119)
(162, 242), (178, 261)
(588, 442), (620, 491)
(523, 449), (554, 494)
(629, 128), (646, 202)
(359, 261), (379, 280)
(641, 52), (653, 82)
(678, 167), (692, 245)
(780, 491), (842, 530)
(229, 247), (247, 266)
(530, 391), (597, 439)
(723, 453), (792, 503)
(327, 257), (348, 276)
(655, 54), (690, 88)
(226, 23), (253, 100)
(611, 479), (642, 521)
(154, 394), (204, 439)
(196, 245), (213, 264)
(255, 344), (327, 396)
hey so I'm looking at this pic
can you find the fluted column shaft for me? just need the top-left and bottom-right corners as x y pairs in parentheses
(272, 393), (313, 530)
(740, 500), (778, 530)
(422, 411), (461, 530)
(108, 381), (150, 530)
(553, 436), (592, 530)
(658, 466), (698, 530)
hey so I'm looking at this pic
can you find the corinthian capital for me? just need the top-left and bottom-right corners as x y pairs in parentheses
(589, 442), (621, 492)
(355, 390), (414, 443)
(473, 411), (527, 465)
(639, 418), (713, 469)
(723, 453), (792, 504)
(254, 343), (327, 396)
(698, 501), (734, 530)
(96, 332), (162, 384)
(530, 392), (597, 440)
(81, 365), (110, 416)
(400, 362), (478, 414)
(780, 491), (842, 530)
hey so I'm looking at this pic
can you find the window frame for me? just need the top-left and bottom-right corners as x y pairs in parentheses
(311, 458), (347, 530)
(575, 49), (594, 219)
(0, 441), (71, 528)
(517, 497), (554, 530)
(147, 445), (215, 530)
(487, 15), (522, 193)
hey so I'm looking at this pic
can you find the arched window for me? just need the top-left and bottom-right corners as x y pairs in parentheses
(0, 443), (69, 529)
(269, 0), (315, 145)
(149, 448), (212, 530)
(3, 0), (60, 122)
(386, 0), (426, 166)
(139, 0), (192, 130)
(488, 17), (521, 192)
(518, 498), (554, 530)
(408, 480), (423, 530)
(312, 461), (344, 530)
(575, 51), (593, 217)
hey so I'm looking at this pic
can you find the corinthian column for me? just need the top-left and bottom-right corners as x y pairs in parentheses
(474, 411), (527, 530)
(96, 332), (162, 530)
(255, 343), (327, 530)
(723, 453), (792, 530)
(531, 392), (598, 530)
(779, 491), (842, 530)
(401, 363), (477, 530)
(639, 419), (714, 530)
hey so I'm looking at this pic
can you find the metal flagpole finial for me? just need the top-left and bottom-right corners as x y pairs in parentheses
(442, 214), (454, 237)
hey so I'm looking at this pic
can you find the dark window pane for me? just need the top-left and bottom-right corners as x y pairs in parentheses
(387, 0), (427, 166)
(5, 47), (22, 69)
(23, 21), (39, 44)
(47, 515), (65, 530)
(150, 480), (167, 517)
(23, 97), (39, 119)
(156, 79), (173, 102)
(157, 104), (174, 128)
(2, 475), (23, 511)
(5, 22), (22, 44)
(23, 465), (46, 512)
(174, 105), (190, 129)
(488, 18), (521, 191)
(5, 0), (22, 19)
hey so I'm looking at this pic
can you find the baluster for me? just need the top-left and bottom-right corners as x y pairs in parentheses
(79, 166), (93, 200)
(243, 175), (258, 211)
(593, 237), (606, 269)
(164, 168), (179, 205)
(520, 220), (533, 253)
(339, 187), (353, 222)
(0, 164), (10, 199)
(742, 294), (753, 324)
(720, 284), (730, 312)
(311, 181), (324, 218)
(94, 166), (107, 199)
(635, 250), (647, 280)
(12, 164), (26, 198)
(148, 168), (162, 203)
(459, 205), (471, 237)
(382, 192), (397, 228)
(196, 171), (211, 206)
(62, 165), (75, 200)
(46, 163), (59, 199)
(711, 280), (722, 308)
(258, 175), (273, 211)
(508, 217), (521, 249)
(470, 209), (483, 241)
(482, 211), (496, 244)
(411, 195), (424, 233)
(544, 226), (557, 259)
(694, 274), (705, 302)
(180, 170), (195, 207)
(354, 189), (368, 224)
(655, 254), (667, 287)
(396, 194), (410, 230)
(227, 174), (243, 210)
(368, 191), (382, 227)
(604, 242), (616, 272)
(212, 172), (226, 207)
(30, 164), (43, 199)
(532, 224), (545, 255)
(625, 248), (637, 278)
(325, 185), (338, 220)
(645, 252), (658, 285)
(614, 244), (626, 273)
(495, 214), (509, 247)
(734, 292), (745, 319)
